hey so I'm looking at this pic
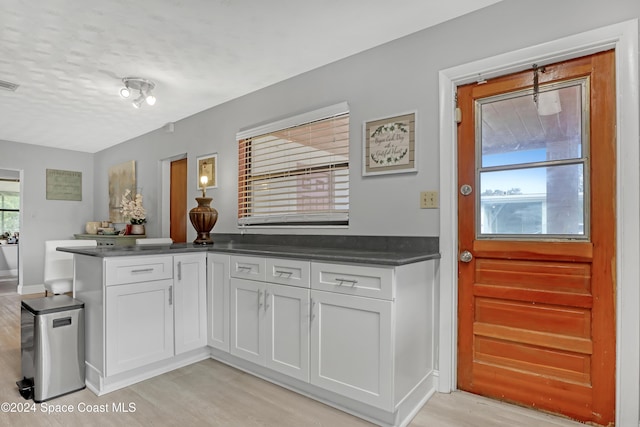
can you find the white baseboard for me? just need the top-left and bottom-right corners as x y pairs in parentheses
(20, 284), (45, 295)
(0, 269), (17, 277)
(86, 347), (210, 396)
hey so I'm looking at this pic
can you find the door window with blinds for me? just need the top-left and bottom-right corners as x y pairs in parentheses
(237, 103), (349, 226)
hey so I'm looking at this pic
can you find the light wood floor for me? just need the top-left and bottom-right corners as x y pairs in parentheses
(0, 293), (583, 426)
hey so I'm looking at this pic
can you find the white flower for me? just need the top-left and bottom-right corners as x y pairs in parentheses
(120, 189), (147, 224)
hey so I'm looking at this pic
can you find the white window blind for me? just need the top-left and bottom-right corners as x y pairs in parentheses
(237, 102), (349, 226)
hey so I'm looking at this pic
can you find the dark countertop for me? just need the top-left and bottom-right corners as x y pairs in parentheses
(58, 235), (440, 266)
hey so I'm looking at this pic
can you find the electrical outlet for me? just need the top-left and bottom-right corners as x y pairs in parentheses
(420, 191), (438, 209)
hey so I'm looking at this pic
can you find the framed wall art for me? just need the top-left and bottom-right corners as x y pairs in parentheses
(197, 153), (218, 190)
(46, 169), (82, 201)
(362, 111), (417, 176)
(108, 160), (136, 223)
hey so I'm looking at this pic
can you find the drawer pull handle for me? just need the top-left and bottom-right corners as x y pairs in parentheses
(335, 278), (358, 286)
(238, 266), (252, 272)
(131, 268), (154, 274)
(275, 270), (293, 277)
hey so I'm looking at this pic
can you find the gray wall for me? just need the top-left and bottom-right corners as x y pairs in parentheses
(93, 0), (640, 241)
(3, 0), (639, 288)
(0, 139), (94, 288)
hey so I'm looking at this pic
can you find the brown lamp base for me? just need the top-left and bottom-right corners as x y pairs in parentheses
(189, 197), (218, 245)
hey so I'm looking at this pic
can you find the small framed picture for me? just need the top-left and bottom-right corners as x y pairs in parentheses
(362, 111), (417, 176)
(197, 153), (218, 189)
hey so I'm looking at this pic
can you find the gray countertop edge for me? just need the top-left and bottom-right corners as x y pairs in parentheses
(59, 243), (441, 266)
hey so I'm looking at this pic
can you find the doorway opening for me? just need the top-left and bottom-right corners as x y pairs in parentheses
(0, 169), (22, 296)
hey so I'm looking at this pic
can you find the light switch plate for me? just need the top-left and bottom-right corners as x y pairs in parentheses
(420, 191), (438, 209)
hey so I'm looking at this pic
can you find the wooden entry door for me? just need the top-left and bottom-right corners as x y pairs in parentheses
(457, 51), (616, 425)
(170, 158), (187, 243)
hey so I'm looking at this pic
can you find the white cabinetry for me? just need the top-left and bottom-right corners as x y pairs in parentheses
(310, 289), (392, 409)
(104, 256), (175, 376)
(229, 256), (310, 382)
(208, 253), (230, 351)
(211, 254), (435, 427)
(75, 247), (435, 426)
(265, 282), (309, 381)
(105, 278), (174, 376)
(309, 262), (398, 409)
(78, 253), (209, 395)
(174, 253), (207, 354)
(230, 278), (264, 364)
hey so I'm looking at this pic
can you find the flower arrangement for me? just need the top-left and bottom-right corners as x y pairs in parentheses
(120, 189), (146, 224)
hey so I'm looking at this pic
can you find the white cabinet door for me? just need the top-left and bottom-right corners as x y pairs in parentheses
(230, 278), (266, 365)
(265, 283), (310, 382)
(174, 253), (207, 354)
(105, 279), (174, 376)
(207, 254), (230, 352)
(310, 290), (393, 410)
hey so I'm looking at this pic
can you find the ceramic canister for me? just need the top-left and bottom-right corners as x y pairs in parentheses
(85, 221), (101, 234)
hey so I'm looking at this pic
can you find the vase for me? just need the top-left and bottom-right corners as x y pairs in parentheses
(130, 224), (145, 235)
(85, 221), (101, 235)
(189, 197), (218, 245)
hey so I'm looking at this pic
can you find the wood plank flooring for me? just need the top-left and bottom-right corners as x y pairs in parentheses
(0, 293), (584, 426)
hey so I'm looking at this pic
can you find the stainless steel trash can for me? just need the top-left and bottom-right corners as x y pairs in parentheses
(17, 295), (85, 402)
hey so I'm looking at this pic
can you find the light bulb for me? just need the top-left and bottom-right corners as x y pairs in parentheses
(119, 86), (130, 98)
(145, 94), (156, 106)
(132, 95), (144, 109)
(200, 175), (208, 186)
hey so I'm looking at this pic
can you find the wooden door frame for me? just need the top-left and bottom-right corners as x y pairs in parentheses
(437, 20), (639, 425)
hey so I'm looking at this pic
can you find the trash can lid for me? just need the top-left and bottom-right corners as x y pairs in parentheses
(21, 295), (84, 315)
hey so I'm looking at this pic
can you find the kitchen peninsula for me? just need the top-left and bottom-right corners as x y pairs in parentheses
(60, 235), (439, 427)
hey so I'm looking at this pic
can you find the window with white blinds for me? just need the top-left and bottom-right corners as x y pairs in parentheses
(237, 102), (349, 226)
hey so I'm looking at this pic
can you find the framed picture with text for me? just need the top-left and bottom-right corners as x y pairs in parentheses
(196, 153), (218, 190)
(362, 111), (417, 176)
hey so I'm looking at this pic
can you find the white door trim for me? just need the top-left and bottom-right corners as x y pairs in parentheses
(438, 19), (639, 426)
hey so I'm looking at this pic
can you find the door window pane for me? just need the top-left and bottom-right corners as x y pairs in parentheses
(480, 165), (584, 236)
(481, 84), (583, 167)
(0, 190), (19, 236)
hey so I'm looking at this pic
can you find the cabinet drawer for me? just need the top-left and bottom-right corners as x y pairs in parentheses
(266, 258), (310, 288)
(311, 262), (394, 300)
(106, 256), (173, 286)
(230, 255), (266, 281)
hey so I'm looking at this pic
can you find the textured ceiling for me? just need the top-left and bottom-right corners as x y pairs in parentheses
(0, 0), (502, 153)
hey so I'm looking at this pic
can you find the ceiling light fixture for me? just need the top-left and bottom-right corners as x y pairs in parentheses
(119, 77), (156, 108)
